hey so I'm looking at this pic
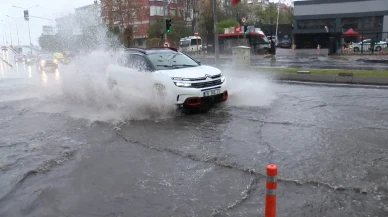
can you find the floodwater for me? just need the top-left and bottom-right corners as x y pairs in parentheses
(0, 50), (387, 217)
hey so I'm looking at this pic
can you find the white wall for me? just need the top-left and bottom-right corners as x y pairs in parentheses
(294, 0), (388, 16)
(383, 15), (388, 39)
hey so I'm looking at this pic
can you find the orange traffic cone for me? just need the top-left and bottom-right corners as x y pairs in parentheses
(317, 44), (320, 50)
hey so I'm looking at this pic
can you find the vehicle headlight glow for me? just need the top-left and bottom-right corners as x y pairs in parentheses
(41, 60), (45, 65)
(174, 82), (191, 87)
(53, 59), (58, 63)
(220, 73), (226, 83)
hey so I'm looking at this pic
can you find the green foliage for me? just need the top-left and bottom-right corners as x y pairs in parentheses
(255, 3), (293, 25)
(217, 20), (239, 33)
(38, 35), (62, 52)
(147, 21), (164, 38)
(146, 38), (162, 48)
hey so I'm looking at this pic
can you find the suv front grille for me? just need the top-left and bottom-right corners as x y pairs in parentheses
(191, 79), (222, 88)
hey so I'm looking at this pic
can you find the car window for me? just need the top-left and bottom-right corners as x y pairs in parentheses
(118, 54), (151, 72)
(129, 55), (151, 72)
(147, 52), (199, 70)
(180, 40), (190, 47)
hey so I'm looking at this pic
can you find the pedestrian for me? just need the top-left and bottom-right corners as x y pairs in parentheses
(371, 39), (375, 54)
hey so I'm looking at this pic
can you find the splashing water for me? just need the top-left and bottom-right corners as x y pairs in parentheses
(222, 68), (278, 107)
(31, 51), (177, 122)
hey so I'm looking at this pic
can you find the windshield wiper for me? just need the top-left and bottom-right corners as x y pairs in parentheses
(157, 64), (174, 67)
(157, 64), (198, 68)
(171, 64), (198, 67)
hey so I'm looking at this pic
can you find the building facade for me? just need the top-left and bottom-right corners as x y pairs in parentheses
(101, 0), (190, 47)
(293, 0), (388, 48)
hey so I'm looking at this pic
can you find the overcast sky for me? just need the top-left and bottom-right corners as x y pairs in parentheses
(0, 0), (93, 46)
(1, 0), (295, 47)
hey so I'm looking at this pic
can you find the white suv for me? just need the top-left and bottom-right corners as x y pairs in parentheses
(106, 48), (228, 108)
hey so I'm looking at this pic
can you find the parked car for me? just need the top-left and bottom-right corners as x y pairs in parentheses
(352, 39), (388, 52)
(106, 47), (228, 109)
(278, 38), (292, 48)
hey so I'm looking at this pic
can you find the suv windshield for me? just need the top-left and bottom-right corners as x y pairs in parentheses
(147, 52), (199, 70)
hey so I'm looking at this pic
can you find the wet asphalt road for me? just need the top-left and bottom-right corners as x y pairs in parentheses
(198, 48), (388, 70)
(0, 51), (388, 217)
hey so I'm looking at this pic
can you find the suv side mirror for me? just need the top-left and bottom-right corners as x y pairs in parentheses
(196, 60), (201, 65)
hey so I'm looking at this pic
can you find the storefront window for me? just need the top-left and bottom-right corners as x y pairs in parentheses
(297, 19), (335, 29)
(341, 16), (383, 30)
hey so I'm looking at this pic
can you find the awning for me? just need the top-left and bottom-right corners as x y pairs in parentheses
(218, 32), (264, 37)
(343, 28), (361, 37)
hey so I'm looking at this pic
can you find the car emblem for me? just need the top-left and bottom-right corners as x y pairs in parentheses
(205, 74), (211, 79)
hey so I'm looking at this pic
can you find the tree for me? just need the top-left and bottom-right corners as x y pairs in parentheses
(198, 0), (227, 36)
(101, 0), (141, 46)
(254, 3), (293, 25)
(38, 35), (62, 52)
(146, 18), (193, 48)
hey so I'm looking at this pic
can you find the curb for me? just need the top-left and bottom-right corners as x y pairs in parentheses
(278, 80), (388, 89)
(276, 73), (388, 87)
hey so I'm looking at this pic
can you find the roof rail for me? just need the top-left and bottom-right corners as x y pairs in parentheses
(147, 47), (178, 52)
(123, 47), (146, 54)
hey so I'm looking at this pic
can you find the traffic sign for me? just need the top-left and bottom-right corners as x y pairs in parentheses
(194, 31), (199, 36)
(234, 26), (241, 33)
(241, 17), (246, 23)
(163, 41), (170, 47)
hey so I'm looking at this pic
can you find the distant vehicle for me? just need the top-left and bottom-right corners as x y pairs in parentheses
(278, 38), (292, 48)
(178, 36), (202, 53)
(107, 47), (228, 109)
(14, 54), (26, 63)
(53, 52), (64, 61)
(26, 54), (38, 65)
(352, 39), (388, 52)
(37, 54), (58, 71)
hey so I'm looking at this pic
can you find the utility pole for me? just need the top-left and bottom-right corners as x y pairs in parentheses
(163, 0), (166, 40)
(8, 20), (13, 46)
(275, 0), (280, 44)
(6, 16), (21, 47)
(212, 0), (219, 65)
(12, 5), (39, 53)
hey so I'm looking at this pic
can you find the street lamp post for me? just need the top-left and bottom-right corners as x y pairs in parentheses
(12, 4), (39, 51)
(212, 0), (219, 65)
(7, 19), (13, 46)
(0, 21), (9, 45)
(6, 15), (21, 47)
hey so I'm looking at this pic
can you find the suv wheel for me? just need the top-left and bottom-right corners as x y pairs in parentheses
(375, 46), (382, 52)
(353, 47), (360, 52)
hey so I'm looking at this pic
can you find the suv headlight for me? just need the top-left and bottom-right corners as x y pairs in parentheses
(172, 77), (190, 81)
(174, 82), (191, 87)
(220, 73), (226, 83)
